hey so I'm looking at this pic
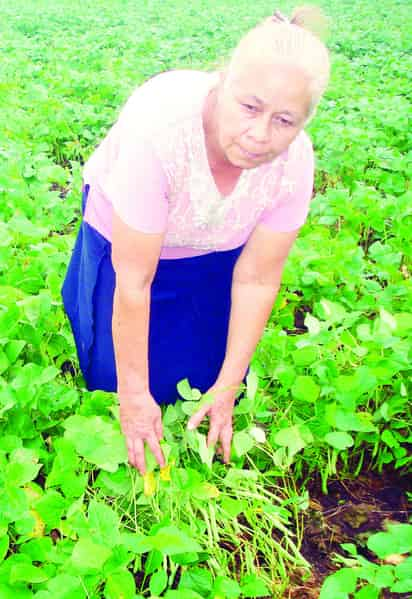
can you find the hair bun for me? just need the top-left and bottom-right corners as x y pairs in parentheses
(290, 4), (331, 41)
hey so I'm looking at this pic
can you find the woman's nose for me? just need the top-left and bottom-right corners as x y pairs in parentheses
(248, 118), (271, 145)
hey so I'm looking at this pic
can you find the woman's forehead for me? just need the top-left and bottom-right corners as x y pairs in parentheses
(225, 61), (311, 112)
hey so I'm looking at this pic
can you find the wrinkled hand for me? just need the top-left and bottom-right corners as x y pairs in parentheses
(187, 384), (238, 463)
(118, 391), (165, 475)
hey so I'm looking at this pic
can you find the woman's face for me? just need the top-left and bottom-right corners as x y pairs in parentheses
(210, 60), (312, 169)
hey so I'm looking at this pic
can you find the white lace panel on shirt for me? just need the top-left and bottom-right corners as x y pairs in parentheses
(153, 112), (298, 251)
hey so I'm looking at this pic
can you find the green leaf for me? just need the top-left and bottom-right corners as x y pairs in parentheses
(274, 425), (313, 458)
(181, 401), (200, 416)
(119, 533), (154, 554)
(394, 556), (412, 581)
(189, 431), (214, 469)
(246, 370), (259, 400)
(179, 567), (213, 596)
(0, 351), (9, 375)
(248, 426), (266, 444)
(63, 415), (127, 472)
(380, 429), (399, 448)
(341, 543), (358, 556)
(0, 583), (33, 599)
(20, 538), (53, 562)
(9, 562), (49, 584)
(232, 430), (255, 457)
(88, 500), (120, 548)
(367, 524), (412, 558)
(150, 525), (202, 556)
(304, 313), (321, 335)
(47, 438), (86, 499)
(0, 536), (9, 564)
(164, 591), (203, 599)
(0, 435), (22, 453)
(0, 388), (15, 417)
(45, 573), (86, 598)
(212, 575), (241, 598)
(221, 497), (248, 518)
(318, 299), (347, 324)
(34, 490), (68, 529)
(144, 550), (163, 575)
(324, 432), (354, 450)
(354, 585), (379, 599)
(319, 567), (359, 599)
(240, 573), (270, 597)
(373, 564), (394, 589)
(223, 468), (258, 489)
(390, 578), (412, 593)
(4, 339), (26, 364)
(0, 305), (20, 338)
(292, 345), (319, 366)
(177, 378), (193, 401)
(70, 537), (112, 571)
(94, 467), (132, 497)
(36, 366), (60, 386)
(169, 552), (200, 566)
(6, 459), (42, 487)
(149, 569), (168, 596)
(104, 569), (136, 599)
(335, 410), (377, 433)
(291, 376), (320, 402)
(0, 486), (28, 523)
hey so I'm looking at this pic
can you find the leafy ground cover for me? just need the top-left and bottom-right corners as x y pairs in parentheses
(0, 0), (411, 597)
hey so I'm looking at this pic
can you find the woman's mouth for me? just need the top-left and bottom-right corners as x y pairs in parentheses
(238, 146), (266, 160)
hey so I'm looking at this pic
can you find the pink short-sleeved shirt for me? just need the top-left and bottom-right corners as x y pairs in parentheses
(83, 69), (315, 259)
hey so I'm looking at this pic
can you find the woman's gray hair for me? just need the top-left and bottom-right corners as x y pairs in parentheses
(224, 5), (331, 124)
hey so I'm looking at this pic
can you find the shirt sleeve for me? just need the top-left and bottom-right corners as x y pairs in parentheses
(258, 133), (315, 233)
(100, 132), (170, 234)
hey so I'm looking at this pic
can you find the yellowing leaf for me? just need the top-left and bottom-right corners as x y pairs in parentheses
(160, 465), (171, 482)
(203, 483), (220, 499)
(384, 553), (406, 565)
(279, 297), (288, 309)
(143, 471), (157, 497)
(23, 483), (43, 503)
(28, 509), (45, 538)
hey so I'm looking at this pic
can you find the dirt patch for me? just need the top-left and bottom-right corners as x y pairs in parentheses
(50, 182), (70, 198)
(289, 468), (411, 598)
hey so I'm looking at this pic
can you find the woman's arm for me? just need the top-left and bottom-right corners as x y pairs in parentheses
(111, 211), (164, 394)
(188, 224), (299, 462)
(216, 224), (299, 388)
(111, 211), (166, 473)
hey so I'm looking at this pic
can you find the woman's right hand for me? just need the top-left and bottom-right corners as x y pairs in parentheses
(118, 392), (165, 475)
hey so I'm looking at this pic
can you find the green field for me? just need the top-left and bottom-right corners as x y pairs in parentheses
(0, 0), (411, 597)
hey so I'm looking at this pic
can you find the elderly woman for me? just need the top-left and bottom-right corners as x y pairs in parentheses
(61, 6), (330, 474)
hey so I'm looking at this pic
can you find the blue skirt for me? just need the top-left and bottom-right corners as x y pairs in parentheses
(61, 184), (246, 405)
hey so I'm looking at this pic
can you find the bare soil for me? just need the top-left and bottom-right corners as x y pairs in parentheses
(289, 468), (411, 599)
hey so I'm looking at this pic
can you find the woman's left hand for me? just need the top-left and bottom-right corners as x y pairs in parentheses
(187, 383), (238, 463)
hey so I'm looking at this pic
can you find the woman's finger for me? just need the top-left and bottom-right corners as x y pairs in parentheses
(126, 439), (137, 470)
(146, 434), (166, 469)
(187, 404), (210, 430)
(207, 421), (220, 448)
(154, 417), (163, 441)
(132, 437), (146, 475)
(220, 425), (233, 464)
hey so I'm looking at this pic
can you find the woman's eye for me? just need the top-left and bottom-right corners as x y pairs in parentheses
(242, 104), (257, 112)
(274, 116), (292, 126)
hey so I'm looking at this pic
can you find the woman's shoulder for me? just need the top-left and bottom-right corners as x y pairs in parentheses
(117, 69), (216, 135)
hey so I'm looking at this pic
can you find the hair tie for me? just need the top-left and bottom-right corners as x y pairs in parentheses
(272, 10), (290, 24)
